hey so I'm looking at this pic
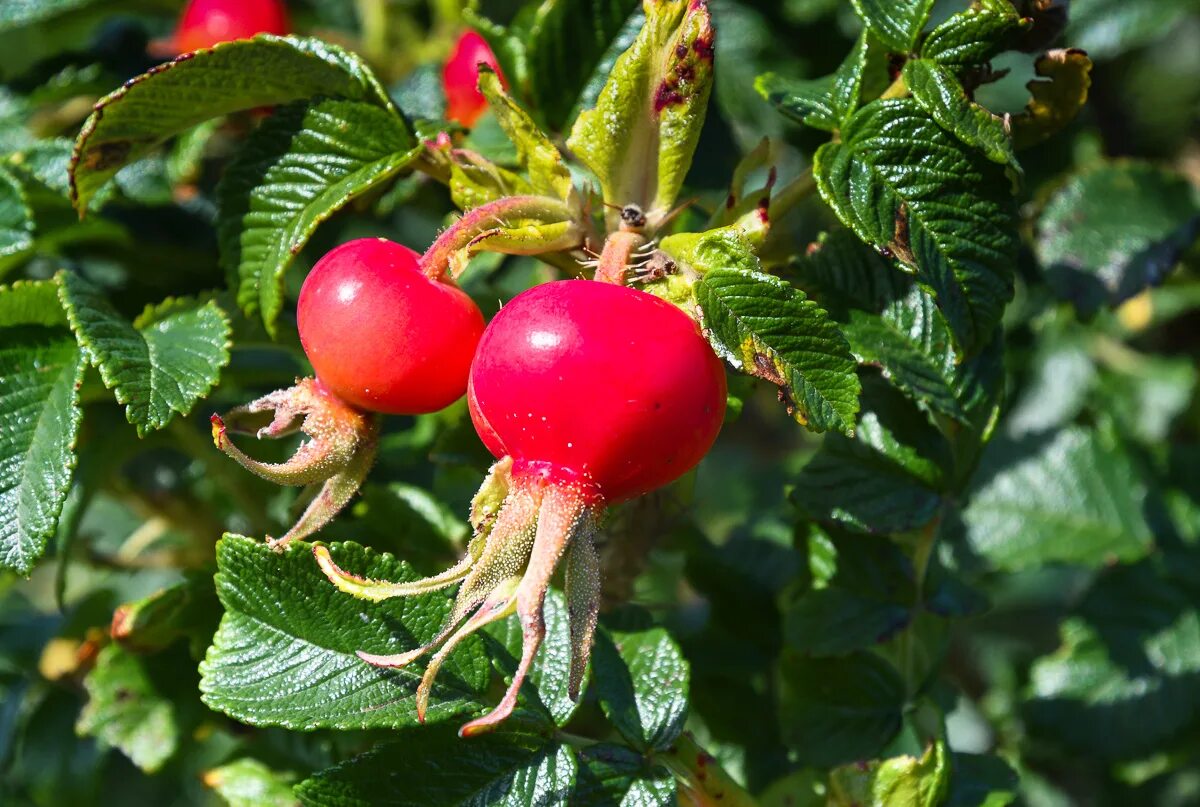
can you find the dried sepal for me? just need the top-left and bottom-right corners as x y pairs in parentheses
(211, 377), (379, 547)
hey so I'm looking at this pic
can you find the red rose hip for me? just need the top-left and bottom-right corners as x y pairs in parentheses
(174, 0), (290, 52)
(443, 31), (504, 128)
(468, 280), (727, 502)
(297, 238), (485, 415)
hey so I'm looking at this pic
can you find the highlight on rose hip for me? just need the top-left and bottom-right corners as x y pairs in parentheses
(2, 0), (1199, 805)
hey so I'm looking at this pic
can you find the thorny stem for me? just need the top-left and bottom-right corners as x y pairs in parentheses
(417, 195), (579, 281)
(658, 732), (760, 807)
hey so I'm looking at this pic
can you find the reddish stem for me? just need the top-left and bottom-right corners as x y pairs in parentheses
(418, 195), (575, 281)
(594, 231), (647, 284)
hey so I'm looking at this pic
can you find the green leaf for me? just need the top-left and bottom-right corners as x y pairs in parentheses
(945, 753), (1018, 807)
(203, 758), (299, 807)
(448, 152), (535, 211)
(792, 380), (945, 534)
(921, 0), (1028, 68)
(1024, 551), (1200, 760)
(217, 98), (418, 331)
(524, 0), (642, 130)
(756, 30), (881, 132)
(959, 427), (1155, 570)
(903, 59), (1021, 176)
(0, 280), (82, 575)
(572, 744), (674, 807)
(69, 35), (392, 211)
(593, 626), (689, 752)
(477, 69), (573, 201)
(794, 228), (908, 318)
(1067, 0), (1195, 59)
(294, 724), (576, 806)
(57, 272), (231, 436)
(0, 166), (33, 263)
(111, 573), (220, 655)
(778, 650), (905, 767)
(1036, 161), (1200, 314)
(849, 0), (935, 53)
(76, 644), (180, 773)
(199, 536), (490, 730)
(484, 589), (579, 728)
(567, 0), (713, 227)
(844, 286), (991, 423)
(696, 267), (860, 435)
(814, 99), (1018, 355)
(828, 742), (949, 807)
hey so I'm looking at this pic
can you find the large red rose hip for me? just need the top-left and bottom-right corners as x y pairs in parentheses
(297, 238), (485, 415)
(442, 31), (504, 128)
(174, 0), (290, 52)
(468, 279), (727, 502)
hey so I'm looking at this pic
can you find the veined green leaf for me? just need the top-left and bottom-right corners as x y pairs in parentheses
(0, 166), (34, 264)
(828, 742), (949, 807)
(573, 743), (674, 806)
(849, 0), (935, 53)
(199, 536), (490, 730)
(70, 35), (393, 211)
(58, 272), (231, 436)
(960, 427), (1155, 570)
(1036, 161), (1200, 314)
(757, 30), (882, 132)
(0, 280), (82, 575)
(814, 99), (1018, 355)
(217, 98), (419, 331)
(294, 724), (576, 806)
(903, 59), (1021, 177)
(203, 758), (298, 807)
(696, 267), (860, 435)
(921, 0), (1028, 67)
(593, 627), (689, 753)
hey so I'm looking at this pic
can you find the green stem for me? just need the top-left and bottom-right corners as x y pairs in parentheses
(356, 0), (389, 66)
(901, 517), (939, 695)
(657, 732), (759, 807)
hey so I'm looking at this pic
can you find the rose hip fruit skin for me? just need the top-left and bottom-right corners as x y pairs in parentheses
(175, 0), (290, 52)
(298, 238), (485, 415)
(468, 280), (727, 503)
(443, 31), (504, 128)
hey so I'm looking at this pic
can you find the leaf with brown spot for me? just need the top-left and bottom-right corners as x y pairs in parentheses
(1011, 49), (1092, 149)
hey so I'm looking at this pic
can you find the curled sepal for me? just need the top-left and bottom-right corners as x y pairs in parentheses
(317, 466), (603, 736)
(210, 378), (379, 547)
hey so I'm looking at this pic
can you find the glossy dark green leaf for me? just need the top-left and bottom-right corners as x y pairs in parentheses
(572, 744), (674, 807)
(849, 0), (935, 53)
(696, 267), (860, 435)
(58, 272), (231, 436)
(757, 30), (880, 132)
(593, 626), (689, 752)
(484, 589), (578, 728)
(814, 99), (1018, 355)
(294, 724), (575, 806)
(0, 166), (33, 263)
(921, 0), (1027, 67)
(217, 98), (418, 331)
(199, 536), (490, 730)
(778, 650), (905, 767)
(0, 281), (82, 576)
(794, 228), (909, 317)
(70, 35), (392, 211)
(945, 753), (1018, 807)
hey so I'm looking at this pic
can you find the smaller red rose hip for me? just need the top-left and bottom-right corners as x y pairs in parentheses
(174, 0), (290, 52)
(297, 238), (485, 415)
(443, 31), (504, 128)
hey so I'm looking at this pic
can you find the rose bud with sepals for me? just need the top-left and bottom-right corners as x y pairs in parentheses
(318, 279), (726, 735)
(211, 238), (485, 547)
